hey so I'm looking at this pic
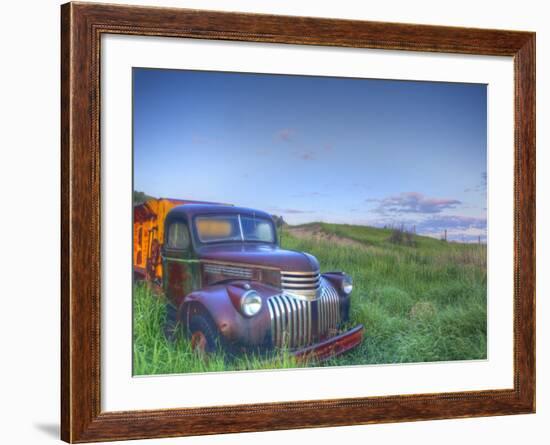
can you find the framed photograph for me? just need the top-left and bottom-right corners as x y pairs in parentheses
(61, 2), (535, 442)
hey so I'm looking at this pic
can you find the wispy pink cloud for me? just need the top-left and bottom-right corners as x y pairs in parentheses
(299, 151), (316, 161)
(369, 192), (461, 214)
(269, 206), (314, 215)
(277, 128), (295, 142)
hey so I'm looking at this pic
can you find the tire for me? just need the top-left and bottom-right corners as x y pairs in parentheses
(163, 303), (179, 343)
(188, 313), (221, 354)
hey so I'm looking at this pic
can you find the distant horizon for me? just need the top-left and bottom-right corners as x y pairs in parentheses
(134, 68), (487, 243)
(134, 190), (486, 244)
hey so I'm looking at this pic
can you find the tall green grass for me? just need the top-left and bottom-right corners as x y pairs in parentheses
(133, 223), (486, 375)
(133, 284), (305, 375)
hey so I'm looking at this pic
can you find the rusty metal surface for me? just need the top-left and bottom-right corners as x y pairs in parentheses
(294, 325), (364, 362)
(135, 201), (356, 354)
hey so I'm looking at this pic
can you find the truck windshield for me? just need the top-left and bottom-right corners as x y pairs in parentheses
(195, 214), (275, 244)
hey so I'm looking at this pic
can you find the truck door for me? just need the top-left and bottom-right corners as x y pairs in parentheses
(162, 220), (196, 303)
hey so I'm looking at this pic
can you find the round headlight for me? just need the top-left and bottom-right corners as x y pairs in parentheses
(240, 290), (262, 317)
(342, 274), (353, 295)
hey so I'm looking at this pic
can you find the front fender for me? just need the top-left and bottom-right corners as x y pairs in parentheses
(178, 281), (278, 347)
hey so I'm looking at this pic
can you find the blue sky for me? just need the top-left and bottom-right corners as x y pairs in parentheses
(133, 68), (487, 242)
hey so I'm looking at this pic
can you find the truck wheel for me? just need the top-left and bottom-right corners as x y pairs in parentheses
(189, 314), (220, 355)
(163, 303), (178, 343)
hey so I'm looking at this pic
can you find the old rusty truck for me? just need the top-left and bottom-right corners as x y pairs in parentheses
(133, 198), (363, 361)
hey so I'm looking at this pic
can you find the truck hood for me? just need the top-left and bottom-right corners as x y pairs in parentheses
(197, 243), (319, 272)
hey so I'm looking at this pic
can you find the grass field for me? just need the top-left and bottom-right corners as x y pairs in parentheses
(133, 223), (487, 375)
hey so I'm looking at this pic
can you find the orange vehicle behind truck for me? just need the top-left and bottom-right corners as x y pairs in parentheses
(133, 198), (227, 282)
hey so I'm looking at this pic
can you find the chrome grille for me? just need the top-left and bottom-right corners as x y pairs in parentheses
(268, 278), (341, 349)
(203, 263), (253, 279)
(280, 270), (321, 300)
(267, 293), (312, 348)
(317, 279), (341, 337)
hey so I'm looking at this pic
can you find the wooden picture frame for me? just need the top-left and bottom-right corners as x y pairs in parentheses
(61, 2), (535, 442)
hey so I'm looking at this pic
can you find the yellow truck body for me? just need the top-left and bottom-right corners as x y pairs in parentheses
(133, 198), (228, 281)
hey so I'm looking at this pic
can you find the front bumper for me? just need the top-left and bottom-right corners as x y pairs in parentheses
(293, 324), (364, 362)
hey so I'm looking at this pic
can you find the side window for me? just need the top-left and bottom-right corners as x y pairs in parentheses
(166, 221), (190, 250)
